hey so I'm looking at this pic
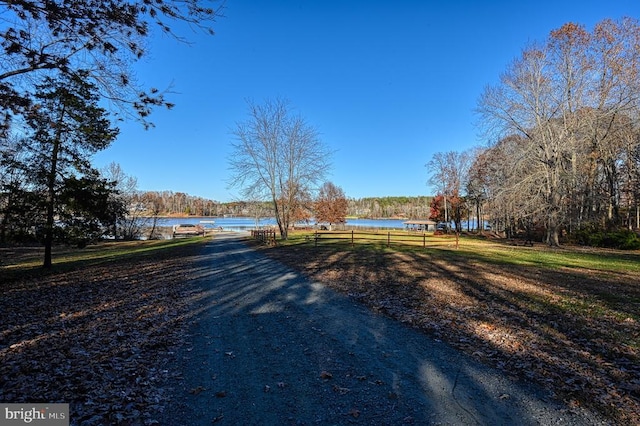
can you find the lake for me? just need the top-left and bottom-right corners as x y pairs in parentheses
(152, 217), (488, 232)
(154, 216), (409, 231)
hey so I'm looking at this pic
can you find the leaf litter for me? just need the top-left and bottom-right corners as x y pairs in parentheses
(0, 242), (207, 425)
(262, 242), (640, 424)
(2, 238), (638, 424)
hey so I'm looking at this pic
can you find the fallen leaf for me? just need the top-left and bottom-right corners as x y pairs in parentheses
(189, 386), (206, 395)
(320, 371), (333, 380)
(333, 384), (350, 394)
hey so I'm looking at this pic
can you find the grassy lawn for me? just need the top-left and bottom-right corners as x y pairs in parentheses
(1, 238), (205, 278)
(285, 230), (640, 273)
(261, 231), (640, 423)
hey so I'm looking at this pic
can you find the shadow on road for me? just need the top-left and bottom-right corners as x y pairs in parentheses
(163, 233), (607, 425)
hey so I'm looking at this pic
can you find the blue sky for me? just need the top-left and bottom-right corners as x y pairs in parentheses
(93, 0), (639, 202)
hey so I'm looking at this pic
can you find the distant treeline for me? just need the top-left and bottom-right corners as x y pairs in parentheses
(347, 196), (433, 219)
(134, 191), (433, 219)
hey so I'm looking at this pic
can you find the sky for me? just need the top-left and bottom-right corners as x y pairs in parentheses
(92, 0), (640, 202)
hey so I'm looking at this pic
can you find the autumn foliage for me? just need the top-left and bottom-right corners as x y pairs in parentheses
(314, 182), (348, 228)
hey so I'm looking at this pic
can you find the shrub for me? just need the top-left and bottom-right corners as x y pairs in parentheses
(571, 225), (640, 250)
(602, 229), (640, 250)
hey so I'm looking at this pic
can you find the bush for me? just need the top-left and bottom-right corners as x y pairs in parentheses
(602, 229), (640, 250)
(571, 225), (640, 250)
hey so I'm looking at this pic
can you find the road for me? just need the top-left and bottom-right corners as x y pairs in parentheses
(161, 233), (609, 425)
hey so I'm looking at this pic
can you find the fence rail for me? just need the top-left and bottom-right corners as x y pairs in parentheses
(250, 229), (277, 245)
(310, 230), (458, 248)
(249, 229), (460, 249)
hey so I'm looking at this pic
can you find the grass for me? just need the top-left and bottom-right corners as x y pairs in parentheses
(0, 237), (208, 282)
(4, 232), (639, 422)
(267, 231), (640, 329)
(280, 230), (640, 274)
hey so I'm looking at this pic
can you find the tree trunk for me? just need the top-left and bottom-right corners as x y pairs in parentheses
(43, 106), (66, 268)
(546, 204), (562, 247)
(148, 216), (158, 240)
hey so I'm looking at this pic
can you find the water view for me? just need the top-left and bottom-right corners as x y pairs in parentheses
(156, 217), (409, 231)
(154, 217), (491, 232)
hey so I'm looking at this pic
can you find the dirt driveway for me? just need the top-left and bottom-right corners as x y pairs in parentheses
(161, 233), (609, 425)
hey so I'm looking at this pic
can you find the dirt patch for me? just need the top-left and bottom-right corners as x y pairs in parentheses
(260, 241), (640, 424)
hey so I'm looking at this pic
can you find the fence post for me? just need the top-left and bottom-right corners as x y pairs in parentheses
(315, 230), (318, 247)
(387, 232), (390, 247)
(351, 230), (354, 247)
(423, 233), (426, 248)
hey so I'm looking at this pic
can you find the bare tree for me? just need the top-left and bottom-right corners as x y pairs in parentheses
(142, 192), (164, 239)
(101, 162), (139, 239)
(466, 147), (490, 232)
(228, 98), (331, 239)
(426, 150), (471, 232)
(477, 18), (640, 245)
(101, 162), (153, 240)
(580, 18), (640, 226)
(478, 33), (582, 246)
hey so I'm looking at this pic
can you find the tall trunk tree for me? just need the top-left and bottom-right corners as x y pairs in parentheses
(24, 73), (118, 267)
(477, 17), (640, 243)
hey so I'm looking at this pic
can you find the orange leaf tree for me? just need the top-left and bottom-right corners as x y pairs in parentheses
(314, 182), (347, 230)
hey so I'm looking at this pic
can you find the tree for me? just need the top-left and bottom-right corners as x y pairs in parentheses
(56, 172), (125, 247)
(426, 150), (471, 232)
(466, 148), (490, 232)
(0, 135), (31, 242)
(0, 0), (222, 132)
(100, 162), (148, 240)
(314, 182), (347, 230)
(477, 18), (640, 245)
(478, 44), (574, 246)
(23, 73), (118, 267)
(428, 195), (446, 223)
(228, 98), (331, 239)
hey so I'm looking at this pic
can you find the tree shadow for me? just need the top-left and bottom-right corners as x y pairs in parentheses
(164, 234), (605, 425)
(279, 241), (637, 423)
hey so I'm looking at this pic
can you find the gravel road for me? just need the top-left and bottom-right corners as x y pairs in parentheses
(161, 233), (609, 425)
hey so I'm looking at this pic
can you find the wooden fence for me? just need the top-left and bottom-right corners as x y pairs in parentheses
(309, 230), (459, 249)
(250, 229), (277, 245)
(249, 229), (460, 249)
